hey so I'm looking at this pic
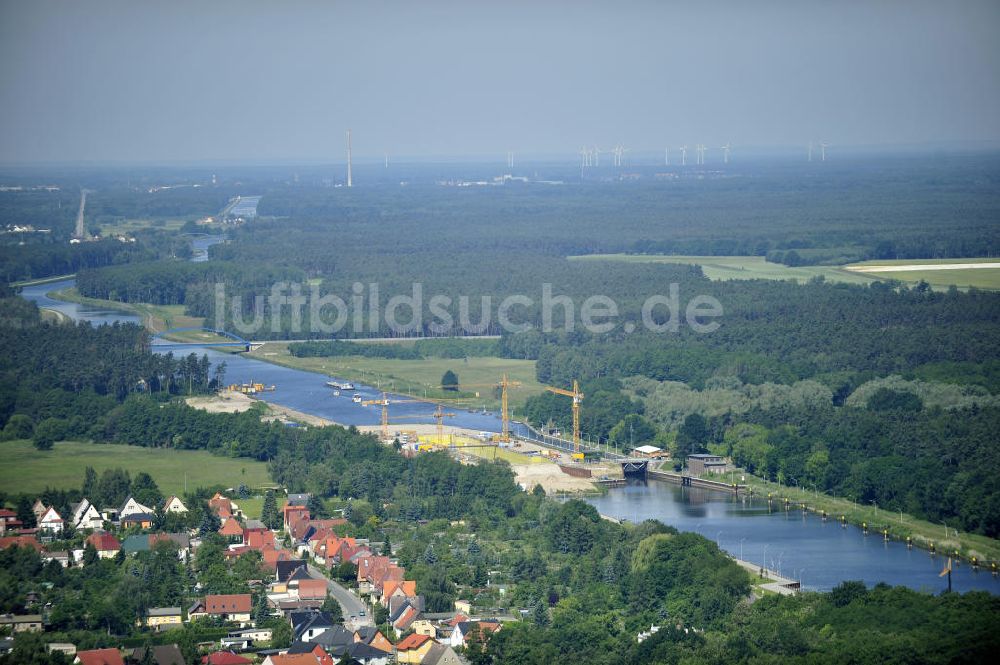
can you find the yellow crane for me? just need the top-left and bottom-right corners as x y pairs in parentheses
(432, 404), (456, 442)
(454, 374), (521, 442)
(361, 392), (422, 440)
(544, 380), (585, 452)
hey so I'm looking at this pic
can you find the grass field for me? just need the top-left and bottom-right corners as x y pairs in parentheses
(96, 217), (189, 237)
(0, 439), (272, 496)
(844, 258), (1000, 290)
(568, 254), (880, 285)
(250, 342), (544, 410)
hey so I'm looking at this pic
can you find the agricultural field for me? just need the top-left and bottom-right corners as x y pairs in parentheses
(844, 258), (1000, 290)
(0, 439), (272, 496)
(568, 254), (880, 285)
(250, 341), (544, 409)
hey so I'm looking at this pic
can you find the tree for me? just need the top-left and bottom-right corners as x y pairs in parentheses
(1, 414), (33, 440)
(131, 472), (163, 508)
(307, 494), (327, 519)
(82, 466), (97, 498)
(83, 542), (98, 567)
(381, 533), (392, 556)
(261, 490), (281, 530)
(676, 413), (708, 459)
(253, 592), (270, 626)
(441, 370), (459, 392)
(533, 597), (550, 627)
(321, 595), (343, 623)
(609, 414), (657, 452)
(32, 417), (64, 450)
(199, 508), (221, 536)
(16, 495), (36, 529)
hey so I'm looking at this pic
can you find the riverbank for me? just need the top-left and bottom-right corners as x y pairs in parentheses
(726, 470), (1000, 564)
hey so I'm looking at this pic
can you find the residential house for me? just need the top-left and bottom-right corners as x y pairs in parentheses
(246, 529), (276, 551)
(73, 648), (125, 665)
(410, 619), (437, 638)
(389, 598), (422, 633)
(394, 633), (434, 664)
(286, 493), (311, 507)
(227, 627), (273, 643)
(296, 578), (328, 601)
(38, 506), (64, 536)
(283, 504), (309, 531)
(453, 599), (472, 615)
(85, 532), (121, 559)
(274, 559), (308, 592)
(290, 610), (336, 641)
(120, 512), (154, 530)
(127, 644), (185, 665)
(285, 642), (333, 665)
(163, 496), (188, 514)
(219, 518), (244, 541)
(449, 620), (501, 649)
(381, 580), (417, 608)
(43, 550), (70, 567)
(352, 626), (393, 654)
(0, 508), (18, 534)
(262, 654), (328, 665)
(70, 499), (104, 531)
(327, 642), (390, 665)
(119, 497), (154, 519)
(32, 499), (47, 523)
(188, 594), (252, 625)
(0, 535), (41, 551)
(423, 643), (463, 665)
(200, 652), (252, 665)
(0, 614), (42, 632)
(141, 607), (183, 630)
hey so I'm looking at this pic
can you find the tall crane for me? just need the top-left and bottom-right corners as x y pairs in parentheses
(454, 374), (522, 442)
(361, 392), (422, 440)
(432, 404), (456, 442)
(544, 380), (585, 452)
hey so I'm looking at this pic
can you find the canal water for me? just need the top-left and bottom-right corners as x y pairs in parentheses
(17, 277), (1000, 594)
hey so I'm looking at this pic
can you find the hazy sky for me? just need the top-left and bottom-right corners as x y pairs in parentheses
(2, 0), (999, 163)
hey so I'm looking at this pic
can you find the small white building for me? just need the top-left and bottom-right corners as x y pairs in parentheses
(119, 497), (153, 519)
(163, 496), (188, 514)
(71, 499), (104, 531)
(38, 507), (64, 536)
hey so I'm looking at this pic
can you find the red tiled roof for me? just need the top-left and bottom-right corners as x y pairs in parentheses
(264, 655), (323, 665)
(246, 530), (275, 550)
(75, 648), (126, 665)
(205, 594), (252, 614)
(219, 518), (244, 537)
(0, 535), (42, 551)
(201, 652), (253, 665)
(86, 532), (121, 552)
(396, 633), (432, 651)
(297, 578), (328, 599)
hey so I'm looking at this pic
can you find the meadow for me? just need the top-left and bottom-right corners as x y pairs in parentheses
(0, 439), (272, 496)
(250, 341), (544, 409)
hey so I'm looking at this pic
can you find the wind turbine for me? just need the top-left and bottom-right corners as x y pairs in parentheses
(696, 144), (706, 165)
(720, 143), (731, 164)
(507, 151), (514, 169)
(593, 146), (602, 167)
(579, 147), (591, 168)
(664, 147), (669, 166)
(820, 142), (829, 162)
(679, 145), (688, 166)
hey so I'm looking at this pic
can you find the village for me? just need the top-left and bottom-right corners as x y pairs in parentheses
(0, 486), (505, 665)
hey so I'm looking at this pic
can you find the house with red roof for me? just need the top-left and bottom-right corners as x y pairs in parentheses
(73, 647), (125, 665)
(395, 633), (434, 664)
(296, 578), (328, 601)
(37, 506), (64, 536)
(188, 594), (252, 625)
(86, 532), (121, 559)
(201, 652), (253, 665)
(0, 534), (41, 551)
(218, 518), (244, 541)
(283, 504), (309, 531)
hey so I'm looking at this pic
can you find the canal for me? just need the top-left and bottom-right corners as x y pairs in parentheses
(17, 277), (1000, 594)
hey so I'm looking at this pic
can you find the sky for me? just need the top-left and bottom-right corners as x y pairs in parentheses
(1, 0), (999, 164)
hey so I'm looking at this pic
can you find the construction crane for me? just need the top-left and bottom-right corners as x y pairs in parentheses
(432, 404), (456, 442)
(544, 380), (585, 452)
(361, 392), (423, 440)
(453, 374), (521, 442)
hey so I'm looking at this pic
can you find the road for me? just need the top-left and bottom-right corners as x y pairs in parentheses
(307, 564), (372, 627)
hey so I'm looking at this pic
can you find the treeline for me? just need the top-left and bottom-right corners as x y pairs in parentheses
(0, 295), (217, 449)
(0, 239), (157, 283)
(288, 337), (501, 360)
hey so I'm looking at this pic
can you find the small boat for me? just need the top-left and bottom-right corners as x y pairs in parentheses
(333, 390), (340, 396)
(352, 394), (363, 403)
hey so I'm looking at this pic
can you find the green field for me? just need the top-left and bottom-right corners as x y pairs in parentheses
(0, 440), (272, 496)
(568, 254), (880, 285)
(843, 258), (1000, 290)
(250, 342), (544, 410)
(48, 287), (221, 340)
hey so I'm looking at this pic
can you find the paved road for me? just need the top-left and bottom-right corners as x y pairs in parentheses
(307, 564), (372, 627)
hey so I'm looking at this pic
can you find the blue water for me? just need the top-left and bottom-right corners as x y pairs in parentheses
(586, 480), (999, 593)
(18, 275), (1000, 594)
